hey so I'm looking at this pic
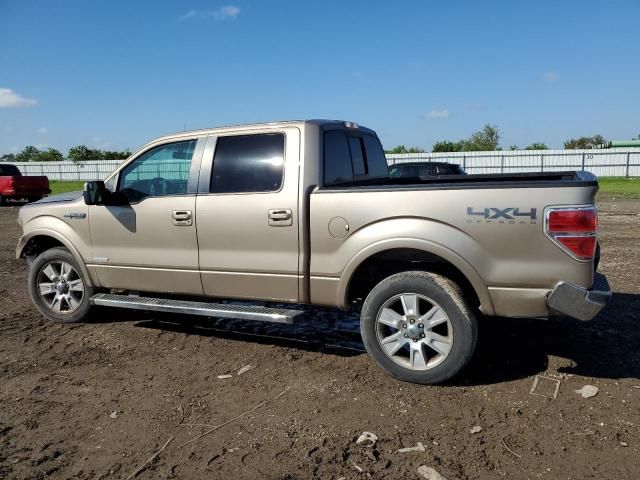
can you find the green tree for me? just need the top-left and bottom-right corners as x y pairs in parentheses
(32, 148), (64, 162)
(15, 146), (40, 162)
(432, 124), (502, 153)
(101, 149), (131, 160)
(385, 145), (426, 154)
(432, 140), (464, 152)
(462, 124), (500, 151)
(1, 153), (17, 162)
(525, 142), (548, 150)
(564, 135), (606, 149)
(68, 145), (130, 161)
(67, 145), (102, 161)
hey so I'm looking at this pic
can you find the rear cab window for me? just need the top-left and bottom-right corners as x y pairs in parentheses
(322, 127), (388, 187)
(0, 164), (21, 176)
(210, 133), (285, 193)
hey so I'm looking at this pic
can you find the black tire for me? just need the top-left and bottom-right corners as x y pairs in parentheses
(0, 194), (5, 206)
(360, 271), (478, 385)
(28, 196), (42, 203)
(28, 247), (95, 323)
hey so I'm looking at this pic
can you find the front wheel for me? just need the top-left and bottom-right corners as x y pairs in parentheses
(360, 271), (478, 385)
(28, 247), (95, 323)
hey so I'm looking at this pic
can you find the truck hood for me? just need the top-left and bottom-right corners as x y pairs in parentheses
(33, 191), (83, 204)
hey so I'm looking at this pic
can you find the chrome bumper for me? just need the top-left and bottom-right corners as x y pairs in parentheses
(547, 272), (612, 321)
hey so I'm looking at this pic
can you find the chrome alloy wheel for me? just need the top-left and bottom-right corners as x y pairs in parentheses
(37, 260), (85, 314)
(375, 293), (453, 370)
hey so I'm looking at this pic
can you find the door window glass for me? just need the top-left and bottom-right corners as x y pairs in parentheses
(119, 140), (196, 201)
(210, 133), (284, 193)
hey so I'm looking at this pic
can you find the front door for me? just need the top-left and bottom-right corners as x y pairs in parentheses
(196, 128), (300, 302)
(88, 138), (204, 295)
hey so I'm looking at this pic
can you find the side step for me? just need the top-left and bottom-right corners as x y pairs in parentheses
(91, 293), (304, 324)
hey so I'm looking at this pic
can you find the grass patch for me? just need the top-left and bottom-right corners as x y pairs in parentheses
(49, 181), (85, 195)
(598, 177), (640, 199)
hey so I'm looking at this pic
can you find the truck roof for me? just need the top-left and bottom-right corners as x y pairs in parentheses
(149, 119), (376, 145)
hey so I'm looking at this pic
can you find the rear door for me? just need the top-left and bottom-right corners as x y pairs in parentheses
(195, 127), (300, 302)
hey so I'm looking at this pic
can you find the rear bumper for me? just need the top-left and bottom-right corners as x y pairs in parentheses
(547, 272), (612, 321)
(2, 189), (50, 197)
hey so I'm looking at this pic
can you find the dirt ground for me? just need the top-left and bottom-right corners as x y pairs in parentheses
(0, 200), (638, 480)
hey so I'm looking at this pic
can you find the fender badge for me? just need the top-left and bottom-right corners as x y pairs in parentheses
(63, 213), (86, 219)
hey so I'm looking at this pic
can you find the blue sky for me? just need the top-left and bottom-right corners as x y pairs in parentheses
(1, 0), (639, 154)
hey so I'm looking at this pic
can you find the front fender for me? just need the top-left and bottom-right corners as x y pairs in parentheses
(16, 225), (97, 288)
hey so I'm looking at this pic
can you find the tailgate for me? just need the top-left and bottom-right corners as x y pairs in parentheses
(12, 175), (50, 190)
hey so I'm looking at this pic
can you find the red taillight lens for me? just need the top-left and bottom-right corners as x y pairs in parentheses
(545, 206), (597, 261)
(548, 209), (597, 233)
(556, 236), (597, 259)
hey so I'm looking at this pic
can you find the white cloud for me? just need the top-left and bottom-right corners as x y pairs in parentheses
(543, 71), (558, 82)
(213, 5), (240, 20)
(426, 109), (449, 119)
(178, 9), (197, 21)
(10, 145), (20, 152)
(36, 127), (48, 134)
(179, 5), (240, 21)
(0, 88), (37, 108)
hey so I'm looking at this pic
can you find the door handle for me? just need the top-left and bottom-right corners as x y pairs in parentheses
(268, 209), (293, 226)
(172, 210), (192, 226)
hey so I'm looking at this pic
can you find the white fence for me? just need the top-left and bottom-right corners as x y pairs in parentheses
(6, 147), (640, 180)
(387, 147), (640, 177)
(6, 160), (124, 181)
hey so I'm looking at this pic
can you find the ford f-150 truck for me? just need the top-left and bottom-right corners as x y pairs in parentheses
(16, 120), (611, 384)
(0, 163), (50, 204)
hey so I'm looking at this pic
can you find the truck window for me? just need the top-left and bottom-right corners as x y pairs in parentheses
(418, 165), (438, 176)
(0, 164), (21, 176)
(119, 140), (196, 201)
(361, 135), (389, 178)
(323, 131), (389, 187)
(323, 131), (354, 186)
(349, 137), (366, 176)
(210, 133), (284, 194)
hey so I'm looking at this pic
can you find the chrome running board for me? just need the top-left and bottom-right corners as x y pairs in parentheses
(90, 293), (303, 324)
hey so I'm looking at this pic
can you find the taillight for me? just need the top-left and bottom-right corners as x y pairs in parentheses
(545, 206), (597, 261)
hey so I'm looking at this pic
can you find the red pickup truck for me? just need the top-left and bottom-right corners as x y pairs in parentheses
(0, 164), (50, 204)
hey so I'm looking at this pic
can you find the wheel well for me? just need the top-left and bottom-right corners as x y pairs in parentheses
(21, 235), (65, 260)
(346, 248), (479, 309)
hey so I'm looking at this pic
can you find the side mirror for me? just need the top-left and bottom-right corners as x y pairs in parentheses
(83, 180), (108, 205)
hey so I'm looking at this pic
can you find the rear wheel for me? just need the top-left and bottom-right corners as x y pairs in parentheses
(28, 196), (42, 203)
(0, 194), (5, 206)
(360, 271), (478, 385)
(28, 247), (95, 323)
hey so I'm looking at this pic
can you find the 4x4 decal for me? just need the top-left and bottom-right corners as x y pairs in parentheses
(466, 207), (537, 224)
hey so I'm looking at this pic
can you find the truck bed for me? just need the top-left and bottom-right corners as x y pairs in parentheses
(321, 171), (597, 191)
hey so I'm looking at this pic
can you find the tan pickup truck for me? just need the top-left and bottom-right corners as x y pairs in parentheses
(16, 120), (611, 384)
